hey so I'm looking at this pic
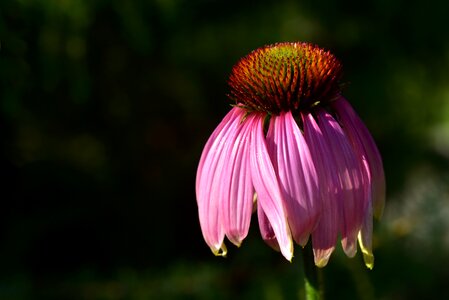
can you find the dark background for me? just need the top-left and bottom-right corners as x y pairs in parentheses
(2, 0), (449, 299)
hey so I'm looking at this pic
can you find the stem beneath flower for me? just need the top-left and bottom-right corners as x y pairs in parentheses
(303, 244), (324, 300)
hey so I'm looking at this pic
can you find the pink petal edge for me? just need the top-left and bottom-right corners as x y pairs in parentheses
(248, 113), (293, 261)
(267, 112), (320, 246)
(196, 107), (243, 256)
(220, 112), (255, 246)
(303, 112), (339, 267)
(333, 97), (386, 219)
(316, 110), (365, 258)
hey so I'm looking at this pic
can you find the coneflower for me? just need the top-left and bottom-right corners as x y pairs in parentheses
(195, 42), (385, 269)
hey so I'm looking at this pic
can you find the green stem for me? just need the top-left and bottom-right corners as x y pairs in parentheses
(303, 245), (323, 300)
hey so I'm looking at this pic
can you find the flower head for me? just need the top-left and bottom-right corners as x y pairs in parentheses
(195, 42), (385, 269)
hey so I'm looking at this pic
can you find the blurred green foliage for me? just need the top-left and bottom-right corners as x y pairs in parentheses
(2, 0), (449, 299)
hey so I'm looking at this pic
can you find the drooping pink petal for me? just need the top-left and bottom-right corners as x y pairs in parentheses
(196, 107), (244, 256)
(257, 202), (280, 252)
(333, 97), (386, 219)
(332, 102), (372, 215)
(247, 113), (293, 261)
(303, 112), (339, 267)
(266, 111), (320, 246)
(331, 98), (380, 268)
(220, 112), (255, 246)
(316, 110), (365, 258)
(196, 107), (242, 194)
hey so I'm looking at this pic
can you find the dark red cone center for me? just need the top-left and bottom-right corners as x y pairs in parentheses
(228, 42), (343, 115)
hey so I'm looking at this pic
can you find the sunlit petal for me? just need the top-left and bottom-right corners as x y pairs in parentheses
(220, 113), (255, 246)
(316, 110), (365, 258)
(303, 112), (339, 267)
(267, 111), (320, 246)
(333, 97), (386, 219)
(196, 107), (244, 256)
(248, 113), (293, 261)
(358, 204), (374, 269)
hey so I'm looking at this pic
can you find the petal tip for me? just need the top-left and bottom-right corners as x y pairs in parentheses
(315, 257), (329, 268)
(363, 252), (374, 270)
(281, 241), (294, 262)
(211, 243), (228, 257)
(358, 233), (374, 269)
(313, 248), (333, 268)
(342, 238), (358, 258)
(228, 236), (243, 248)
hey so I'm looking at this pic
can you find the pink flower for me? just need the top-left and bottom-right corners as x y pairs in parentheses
(195, 42), (385, 269)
